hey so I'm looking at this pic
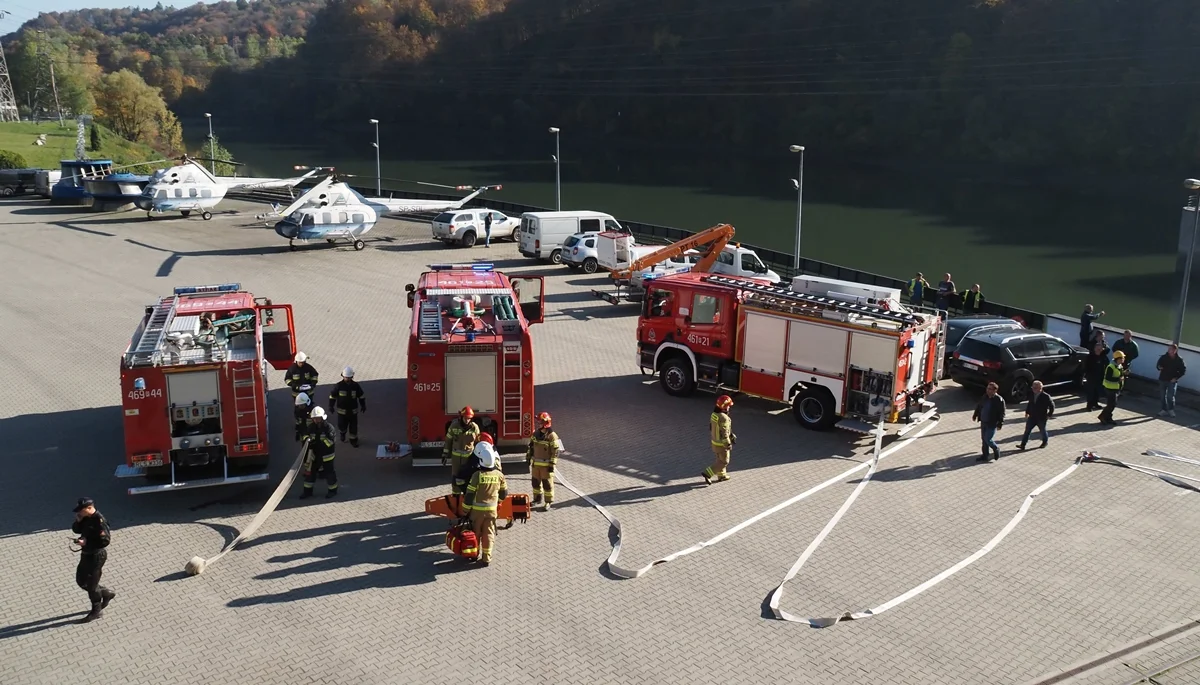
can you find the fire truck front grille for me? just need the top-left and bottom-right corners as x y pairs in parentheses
(447, 344), (495, 353)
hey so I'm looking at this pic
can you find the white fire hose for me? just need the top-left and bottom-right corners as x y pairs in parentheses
(185, 442), (309, 575)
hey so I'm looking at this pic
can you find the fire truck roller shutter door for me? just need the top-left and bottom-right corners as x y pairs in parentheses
(445, 353), (498, 415)
(784, 322), (849, 415)
(166, 371), (220, 407)
(740, 312), (788, 400)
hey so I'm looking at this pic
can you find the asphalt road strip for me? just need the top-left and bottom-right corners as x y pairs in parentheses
(553, 416), (940, 580)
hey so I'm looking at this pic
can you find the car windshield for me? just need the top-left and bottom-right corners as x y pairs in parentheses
(433, 212), (455, 223)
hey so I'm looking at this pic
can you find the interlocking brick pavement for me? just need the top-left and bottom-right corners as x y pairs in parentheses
(1, 198), (1199, 684)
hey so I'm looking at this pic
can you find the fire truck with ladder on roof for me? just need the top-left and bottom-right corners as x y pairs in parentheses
(115, 283), (298, 494)
(400, 264), (545, 466)
(637, 272), (946, 436)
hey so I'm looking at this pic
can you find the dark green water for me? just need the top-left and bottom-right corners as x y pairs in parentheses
(221, 139), (1198, 344)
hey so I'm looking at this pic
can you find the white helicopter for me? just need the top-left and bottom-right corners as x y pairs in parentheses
(134, 155), (321, 221)
(272, 172), (503, 251)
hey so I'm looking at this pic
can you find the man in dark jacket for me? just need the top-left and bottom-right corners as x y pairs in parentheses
(1017, 380), (1055, 450)
(1084, 340), (1110, 411)
(1157, 343), (1188, 418)
(72, 497), (116, 623)
(1112, 330), (1139, 370)
(972, 382), (1005, 462)
(1079, 304), (1105, 348)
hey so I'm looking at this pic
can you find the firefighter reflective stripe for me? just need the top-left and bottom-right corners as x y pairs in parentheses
(1103, 363), (1123, 390)
(465, 471), (506, 511)
(529, 429), (560, 466)
(322, 454), (335, 462)
(445, 420), (480, 456)
(710, 412), (731, 447)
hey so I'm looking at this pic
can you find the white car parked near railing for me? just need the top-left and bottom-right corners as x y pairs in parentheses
(431, 208), (520, 247)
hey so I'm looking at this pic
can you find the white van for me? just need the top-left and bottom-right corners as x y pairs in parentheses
(518, 211), (625, 264)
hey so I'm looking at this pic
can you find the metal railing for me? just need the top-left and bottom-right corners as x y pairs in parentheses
(231, 182), (1047, 329)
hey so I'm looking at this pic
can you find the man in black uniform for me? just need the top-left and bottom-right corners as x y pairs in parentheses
(329, 366), (366, 447)
(284, 351), (319, 399)
(301, 407), (339, 499)
(71, 497), (115, 623)
(294, 391), (314, 442)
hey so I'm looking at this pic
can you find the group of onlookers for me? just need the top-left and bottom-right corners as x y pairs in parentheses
(906, 272), (986, 314)
(1079, 305), (1187, 418)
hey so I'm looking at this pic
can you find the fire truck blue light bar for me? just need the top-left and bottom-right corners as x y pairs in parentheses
(174, 283), (242, 295)
(429, 264), (494, 271)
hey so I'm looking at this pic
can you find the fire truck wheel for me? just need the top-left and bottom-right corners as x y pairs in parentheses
(658, 355), (696, 397)
(792, 387), (837, 430)
(582, 257), (599, 274)
(549, 249), (563, 265)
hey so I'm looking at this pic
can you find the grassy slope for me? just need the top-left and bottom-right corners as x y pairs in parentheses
(0, 121), (161, 170)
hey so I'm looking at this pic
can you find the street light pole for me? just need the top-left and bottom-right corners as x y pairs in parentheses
(205, 113), (214, 175)
(370, 119), (380, 195)
(549, 127), (561, 210)
(789, 144), (806, 272)
(1176, 179), (1200, 343)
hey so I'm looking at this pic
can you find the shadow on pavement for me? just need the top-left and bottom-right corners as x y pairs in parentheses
(0, 612), (90, 640)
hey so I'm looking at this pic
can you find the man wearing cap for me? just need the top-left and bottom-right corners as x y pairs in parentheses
(284, 352), (319, 399)
(1098, 350), (1128, 425)
(71, 498), (115, 623)
(329, 366), (366, 447)
(443, 406), (481, 494)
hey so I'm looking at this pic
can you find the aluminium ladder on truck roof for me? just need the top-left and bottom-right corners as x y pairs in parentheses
(702, 275), (919, 326)
(418, 300), (444, 341)
(126, 295), (180, 366)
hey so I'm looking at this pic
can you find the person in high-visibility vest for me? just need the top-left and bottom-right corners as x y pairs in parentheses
(444, 406), (481, 494)
(702, 395), (736, 484)
(906, 272), (930, 307)
(526, 412), (561, 510)
(960, 284), (985, 314)
(1098, 349), (1127, 425)
(464, 441), (508, 567)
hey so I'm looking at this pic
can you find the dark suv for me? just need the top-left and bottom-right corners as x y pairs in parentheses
(943, 315), (1024, 376)
(949, 330), (1086, 403)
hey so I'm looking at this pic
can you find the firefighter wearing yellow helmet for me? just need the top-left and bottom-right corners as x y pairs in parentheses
(444, 406), (481, 494)
(702, 395), (736, 484)
(526, 411), (562, 510)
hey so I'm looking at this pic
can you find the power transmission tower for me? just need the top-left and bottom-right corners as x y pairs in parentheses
(0, 13), (21, 122)
(30, 31), (63, 125)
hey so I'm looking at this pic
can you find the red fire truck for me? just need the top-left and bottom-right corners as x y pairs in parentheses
(115, 283), (298, 494)
(401, 264), (545, 466)
(637, 273), (946, 436)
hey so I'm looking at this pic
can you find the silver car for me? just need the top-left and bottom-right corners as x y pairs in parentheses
(431, 209), (519, 247)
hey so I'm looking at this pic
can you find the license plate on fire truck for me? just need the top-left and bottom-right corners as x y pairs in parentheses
(139, 459), (164, 468)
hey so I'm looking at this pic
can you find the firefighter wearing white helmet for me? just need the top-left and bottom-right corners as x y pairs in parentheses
(293, 391), (314, 442)
(284, 351), (319, 399)
(329, 366), (366, 447)
(463, 441), (507, 567)
(300, 406), (339, 500)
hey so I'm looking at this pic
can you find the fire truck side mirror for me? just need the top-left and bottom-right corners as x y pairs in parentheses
(406, 292), (415, 309)
(405, 284), (415, 293)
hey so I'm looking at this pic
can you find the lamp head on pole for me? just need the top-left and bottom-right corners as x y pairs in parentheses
(789, 144), (804, 153)
(1185, 179), (1200, 191)
(552, 155), (558, 163)
(791, 179), (800, 190)
(371, 142), (378, 149)
(369, 118), (379, 125)
(204, 112), (211, 119)
(549, 127), (560, 134)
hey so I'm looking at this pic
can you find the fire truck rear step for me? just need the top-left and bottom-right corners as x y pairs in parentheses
(125, 473), (270, 495)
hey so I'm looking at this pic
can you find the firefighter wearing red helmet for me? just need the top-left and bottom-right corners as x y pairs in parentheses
(444, 406), (481, 494)
(702, 395), (736, 484)
(526, 411), (561, 510)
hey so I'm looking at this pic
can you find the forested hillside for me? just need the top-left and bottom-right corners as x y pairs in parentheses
(184, 0), (1200, 171)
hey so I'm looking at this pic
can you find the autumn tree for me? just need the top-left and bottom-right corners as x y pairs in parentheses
(93, 69), (184, 154)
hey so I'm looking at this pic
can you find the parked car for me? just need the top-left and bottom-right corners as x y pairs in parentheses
(0, 168), (39, 196)
(943, 315), (1025, 377)
(431, 208), (519, 247)
(562, 231), (603, 273)
(949, 329), (1086, 403)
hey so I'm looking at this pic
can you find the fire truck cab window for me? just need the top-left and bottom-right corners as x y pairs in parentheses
(717, 251), (735, 266)
(692, 294), (721, 324)
(649, 291), (672, 317)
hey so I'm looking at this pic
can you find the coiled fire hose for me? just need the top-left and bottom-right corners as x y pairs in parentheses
(185, 442), (309, 576)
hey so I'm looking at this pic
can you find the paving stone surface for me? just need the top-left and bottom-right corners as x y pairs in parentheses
(1, 197), (1199, 684)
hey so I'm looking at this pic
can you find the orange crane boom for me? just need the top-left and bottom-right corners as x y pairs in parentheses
(610, 223), (735, 280)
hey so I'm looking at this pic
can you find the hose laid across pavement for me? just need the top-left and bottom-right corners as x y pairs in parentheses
(185, 443), (309, 575)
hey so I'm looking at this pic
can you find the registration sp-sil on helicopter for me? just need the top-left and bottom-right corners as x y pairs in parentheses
(272, 171), (503, 251)
(135, 156), (321, 221)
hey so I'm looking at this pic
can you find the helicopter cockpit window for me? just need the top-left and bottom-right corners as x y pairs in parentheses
(301, 214), (315, 227)
(156, 189), (167, 199)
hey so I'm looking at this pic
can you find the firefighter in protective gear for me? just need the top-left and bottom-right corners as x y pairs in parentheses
(294, 392), (314, 441)
(329, 366), (366, 447)
(285, 352), (319, 398)
(301, 406), (338, 499)
(444, 406), (481, 493)
(702, 395), (735, 484)
(526, 412), (561, 510)
(464, 441), (508, 567)
(454, 433), (495, 495)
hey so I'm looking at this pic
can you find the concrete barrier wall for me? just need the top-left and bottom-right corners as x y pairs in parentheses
(1046, 313), (1199, 393)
